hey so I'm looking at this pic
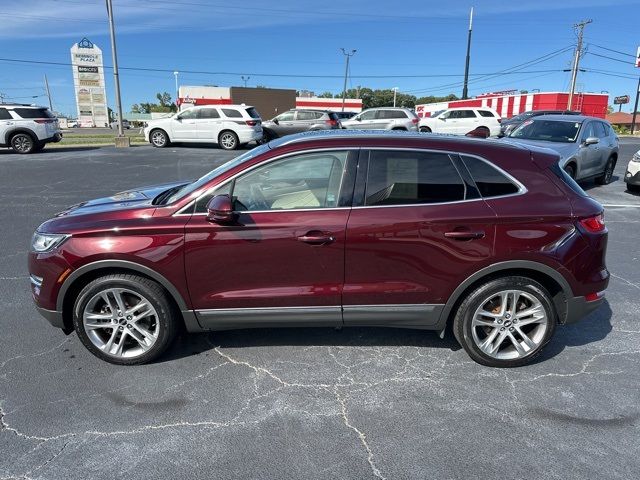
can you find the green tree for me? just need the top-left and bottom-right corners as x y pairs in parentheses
(131, 92), (177, 114)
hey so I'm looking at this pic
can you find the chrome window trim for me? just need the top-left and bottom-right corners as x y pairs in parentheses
(174, 146), (526, 216)
(173, 147), (356, 216)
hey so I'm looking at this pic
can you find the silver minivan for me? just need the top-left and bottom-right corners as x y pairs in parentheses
(341, 107), (419, 131)
(505, 115), (619, 184)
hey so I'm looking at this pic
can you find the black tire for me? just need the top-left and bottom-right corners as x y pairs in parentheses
(595, 156), (615, 185)
(419, 126), (432, 133)
(627, 184), (640, 193)
(149, 129), (170, 148)
(453, 276), (556, 368)
(10, 133), (36, 154)
(32, 142), (45, 153)
(72, 274), (179, 365)
(218, 130), (239, 150)
(564, 163), (576, 179)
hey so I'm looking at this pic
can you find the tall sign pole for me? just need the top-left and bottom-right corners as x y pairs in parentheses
(340, 48), (356, 112)
(567, 19), (592, 110)
(632, 46), (640, 135)
(462, 7), (473, 100)
(105, 0), (128, 144)
(44, 74), (53, 111)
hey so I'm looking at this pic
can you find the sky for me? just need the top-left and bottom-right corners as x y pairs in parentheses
(0, 0), (639, 117)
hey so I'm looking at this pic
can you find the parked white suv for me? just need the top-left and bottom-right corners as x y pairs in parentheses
(0, 104), (62, 154)
(144, 105), (263, 150)
(419, 107), (501, 137)
(341, 107), (419, 131)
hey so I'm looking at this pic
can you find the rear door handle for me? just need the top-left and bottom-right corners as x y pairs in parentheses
(297, 231), (335, 245)
(444, 231), (485, 240)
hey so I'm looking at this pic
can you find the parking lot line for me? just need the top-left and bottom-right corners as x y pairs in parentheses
(602, 204), (640, 208)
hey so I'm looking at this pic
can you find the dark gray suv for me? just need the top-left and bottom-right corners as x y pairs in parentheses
(261, 109), (340, 141)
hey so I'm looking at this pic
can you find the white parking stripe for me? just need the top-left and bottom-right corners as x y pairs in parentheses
(602, 204), (640, 208)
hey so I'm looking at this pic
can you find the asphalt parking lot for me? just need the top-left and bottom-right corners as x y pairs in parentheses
(1, 139), (639, 480)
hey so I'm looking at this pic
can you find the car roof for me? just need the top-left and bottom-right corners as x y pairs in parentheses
(529, 114), (594, 122)
(267, 129), (530, 151)
(0, 104), (47, 109)
(187, 104), (254, 109)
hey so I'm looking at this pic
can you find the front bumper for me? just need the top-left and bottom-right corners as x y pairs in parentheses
(624, 170), (640, 186)
(564, 294), (606, 324)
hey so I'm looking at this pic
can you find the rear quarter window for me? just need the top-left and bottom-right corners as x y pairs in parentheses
(0, 108), (12, 120)
(221, 108), (243, 118)
(478, 110), (496, 118)
(245, 107), (260, 119)
(13, 108), (54, 119)
(461, 156), (521, 197)
(549, 163), (588, 197)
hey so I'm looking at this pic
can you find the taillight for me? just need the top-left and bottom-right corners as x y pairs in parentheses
(412, 118), (419, 124)
(34, 119), (54, 124)
(579, 213), (605, 233)
(326, 119), (338, 127)
(245, 120), (258, 126)
(497, 118), (502, 123)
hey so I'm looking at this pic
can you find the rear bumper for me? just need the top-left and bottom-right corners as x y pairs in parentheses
(564, 294), (605, 324)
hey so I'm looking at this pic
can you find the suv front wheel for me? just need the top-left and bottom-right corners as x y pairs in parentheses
(10, 133), (36, 154)
(73, 274), (179, 365)
(150, 129), (170, 148)
(453, 276), (556, 367)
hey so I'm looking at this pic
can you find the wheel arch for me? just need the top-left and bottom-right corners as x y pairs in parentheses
(5, 128), (37, 145)
(438, 260), (573, 330)
(149, 127), (170, 142)
(57, 260), (198, 333)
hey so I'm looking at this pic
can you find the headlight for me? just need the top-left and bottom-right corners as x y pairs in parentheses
(631, 152), (640, 163)
(31, 232), (70, 253)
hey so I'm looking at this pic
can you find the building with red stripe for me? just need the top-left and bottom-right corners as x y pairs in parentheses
(416, 90), (609, 119)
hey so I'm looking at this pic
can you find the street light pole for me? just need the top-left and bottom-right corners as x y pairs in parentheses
(340, 48), (356, 112)
(241, 76), (250, 88)
(173, 71), (179, 105)
(392, 87), (398, 107)
(461, 7), (473, 100)
(105, 0), (127, 144)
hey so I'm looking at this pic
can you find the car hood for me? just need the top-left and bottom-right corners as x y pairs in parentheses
(54, 180), (190, 217)
(501, 138), (577, 159)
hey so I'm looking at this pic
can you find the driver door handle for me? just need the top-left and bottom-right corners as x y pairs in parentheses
(444, 230), (485, 240)
(297, 231), (335, 245)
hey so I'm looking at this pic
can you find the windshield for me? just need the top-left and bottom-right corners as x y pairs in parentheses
(509, 112), (535, 123)
(509, 119), (581, 143)
(165, 143), (271, 204)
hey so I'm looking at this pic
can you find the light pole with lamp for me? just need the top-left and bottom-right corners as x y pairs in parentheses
(173, 71), (179, 106)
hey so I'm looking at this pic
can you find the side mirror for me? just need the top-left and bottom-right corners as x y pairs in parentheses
(206, 194), (237, 224)
(584, 136), (599, 146)
(272, 118), (279, 125)
(355, 116), (361, 121)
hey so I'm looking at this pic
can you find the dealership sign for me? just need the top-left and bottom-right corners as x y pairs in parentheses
(614, 95), (630, 105)
(70, 37), (108, 127)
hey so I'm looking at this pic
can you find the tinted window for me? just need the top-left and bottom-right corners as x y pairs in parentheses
(359, 110), (377, 120)
(0, 108), (11, 120)
(378, 110), (407, 119)
(478, 110), (495, 118)
(232, 151), (348, 210)
(449, 110), (476, 119)
(245, 107), (260, 119)
(199, 108), (220, 119)
(13, 108), (53, 119)
(594, 122), (608, 138)
(365, 151), (465, 206)
(297, 111), (319, 120)
(462, 156), (520, 197)
(581, 122), (597, 140)
(328, 112), (339, 121)
(178, 109), (198, 119)
(601, 122), (612, 137)
(510, 119), (581, 143)
(222, 108), (242, 118)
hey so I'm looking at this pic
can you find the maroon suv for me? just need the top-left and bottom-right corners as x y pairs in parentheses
(28, 131), (608, 367)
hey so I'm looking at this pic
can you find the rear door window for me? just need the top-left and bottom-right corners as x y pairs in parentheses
(199, 108), (220, 119)
(461, 156), (521, 198)
(359, 110), (377, 120)
(13, 108), (54, 119)
(378, 110), (407, 119)
(296, 111), (317, 121)
(365, 150), (466, 206)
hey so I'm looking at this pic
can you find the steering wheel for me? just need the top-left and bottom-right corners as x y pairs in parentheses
(249, 184), (270, 210)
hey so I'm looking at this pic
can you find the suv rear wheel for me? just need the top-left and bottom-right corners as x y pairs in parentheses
(73, 274), (179, 365)
(10, 133), (36, 154)
(595, 156), (615, 185)
(419, 126), (432, 133)
(453, 276), (556, 367)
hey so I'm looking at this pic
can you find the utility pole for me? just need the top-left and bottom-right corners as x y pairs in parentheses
(461, 7), (473, 100)
(105, 0), (128, 145)
(567, 19), (592, 110)
(173, 71), (179, 105)
(631, 76), (640, 134)
(340, 48), (356, 112)
(392, 87), (398, 107)
(43, 75), (53, 111)
(241, 75), (250, 88)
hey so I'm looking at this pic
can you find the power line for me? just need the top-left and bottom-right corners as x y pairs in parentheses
(586, 51), (634, 65)
(588, 43), (636, 58)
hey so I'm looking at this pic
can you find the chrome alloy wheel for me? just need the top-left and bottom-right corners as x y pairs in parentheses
(12, 135), (33, 153)
(151, 130), (166, 147)
(220, 132), (237, 149)
(82, 288), (160, 359)
(471, 290), (549, 360)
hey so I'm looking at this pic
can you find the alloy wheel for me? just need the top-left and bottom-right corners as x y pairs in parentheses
(220, 132), (237, 149)
(12, 135), (32, 153)
(82, 288), (160, 359)
(471, 289), (549, 360)
(151, 131), (166, 147)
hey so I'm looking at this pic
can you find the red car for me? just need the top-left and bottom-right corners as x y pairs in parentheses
(28, 131), (608, 367)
